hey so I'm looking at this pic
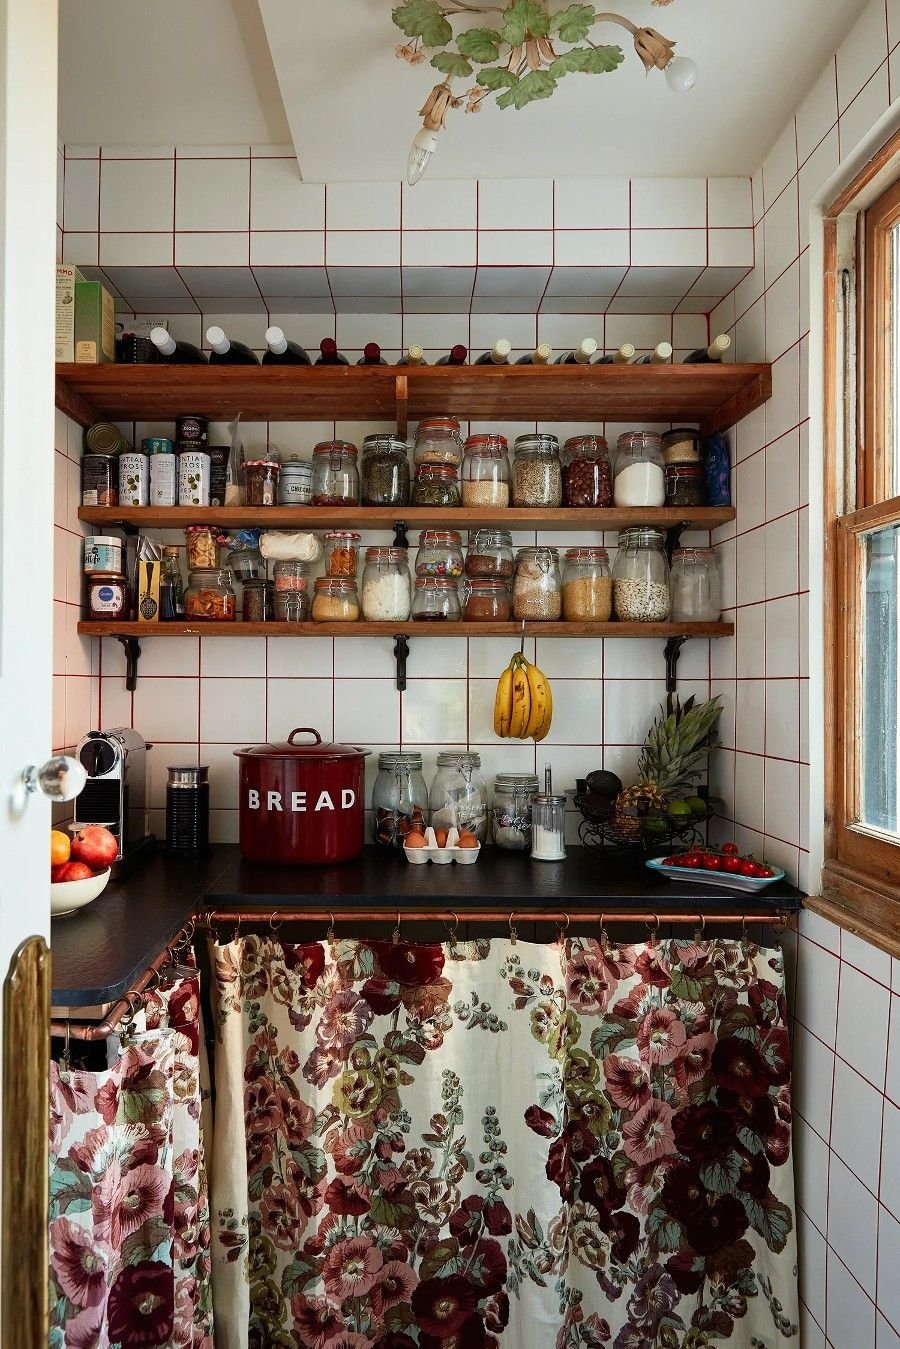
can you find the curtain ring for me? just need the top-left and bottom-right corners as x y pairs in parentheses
(269, 911), (283, 934)
(598, 913), (608, 953)
(740, 915), (749, 948)
(445, 911), (459, 947)
(61, 1014), (71, 1071)
(694, 913), (707, 943)
(232, 915), (242, 944)
(557, 912), (570, 942)
(327, 912), (336, 944)
(646, 914), (660, 946)
(174, 917), (195, 951)
(508, 912), (518, 946)
(392, 912), (402, 944)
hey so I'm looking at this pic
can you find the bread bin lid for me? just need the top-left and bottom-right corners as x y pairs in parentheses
(234, 727), (370, 760)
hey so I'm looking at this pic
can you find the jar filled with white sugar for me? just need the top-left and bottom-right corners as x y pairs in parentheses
(613, 432), (665, 508)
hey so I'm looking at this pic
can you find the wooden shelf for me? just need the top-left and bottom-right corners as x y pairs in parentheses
(77, 505), (736, 532)
(79, 620), (734, 639)
(56, 362), (771, 438)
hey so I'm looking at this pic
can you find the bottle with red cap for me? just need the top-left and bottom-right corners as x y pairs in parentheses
(436, 344), (468, 366)
(315, 338), (350, 366)
(356, 342), (387, 366)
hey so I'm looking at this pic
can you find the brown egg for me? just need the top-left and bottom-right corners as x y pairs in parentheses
(405, 832), (428, 849)
(457, 833), (479, 849)
(435, 828), (449, 848)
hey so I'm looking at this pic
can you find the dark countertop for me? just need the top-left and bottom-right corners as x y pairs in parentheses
(51, 844), (804, 1005)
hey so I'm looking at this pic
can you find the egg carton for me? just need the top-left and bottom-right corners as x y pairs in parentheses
(403, 826), (481, 865)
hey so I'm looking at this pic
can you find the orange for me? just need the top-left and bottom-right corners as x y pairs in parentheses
(50, 830), (71, 866)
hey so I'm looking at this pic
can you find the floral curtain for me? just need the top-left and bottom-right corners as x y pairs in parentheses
(49, 970), (214, 1348)
(208, 934), (798, 1349)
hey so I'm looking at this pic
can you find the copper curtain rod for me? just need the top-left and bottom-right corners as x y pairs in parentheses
(202, 908), (791, 930)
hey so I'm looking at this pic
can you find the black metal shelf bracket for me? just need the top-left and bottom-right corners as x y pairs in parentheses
(665, 524), (685, 565)
(116, 636), (142, 692)
(664, 636), (687, 695)
(392, 520), (409, 549)
(393, 635), (410, 691)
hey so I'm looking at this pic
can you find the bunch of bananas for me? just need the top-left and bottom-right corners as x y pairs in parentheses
(493, 653), (553, 742)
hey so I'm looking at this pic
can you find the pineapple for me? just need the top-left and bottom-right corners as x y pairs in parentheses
(610, 695), (722, 842)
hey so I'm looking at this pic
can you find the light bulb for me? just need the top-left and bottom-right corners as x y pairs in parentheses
(407, 128), (437, 186)
(665, 55), (698, 92)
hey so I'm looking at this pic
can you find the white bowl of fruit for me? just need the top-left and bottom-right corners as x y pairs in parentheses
(50, 826), (117, 916)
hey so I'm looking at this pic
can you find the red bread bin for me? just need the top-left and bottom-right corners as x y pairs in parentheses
(235, 727), (370, 865)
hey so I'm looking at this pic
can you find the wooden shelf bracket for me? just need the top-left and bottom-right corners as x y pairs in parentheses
(116, 636), (142, 692)
(393, 634), (410, 691)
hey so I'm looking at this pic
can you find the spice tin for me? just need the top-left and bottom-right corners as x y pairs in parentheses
(118, 452), (149, 507)
(178, 449), (211, 507)
(148, 442), (177, 507)
(83, 536), (123, 575)
(176, 415), (208, 444)
(81, 452), (118, 507)
(278, 460), (314, 505)
(87, 572), (126, 619)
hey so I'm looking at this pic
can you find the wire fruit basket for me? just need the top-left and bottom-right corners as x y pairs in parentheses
(573, 790), (715, 857)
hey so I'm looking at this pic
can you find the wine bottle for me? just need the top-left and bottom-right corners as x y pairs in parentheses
(315, 338), (350, 366)
(206, 326), (259, 366)
(594, 343), (635, 365)
(555, 338), (597, 365)
(356, 342), (387, 366)
(683, 334), (732, 364)
(517, 343), (553, 365)
(475, 339), (512, 365)
(631, 342), (673, 365)
(150, 327), (207, 365)
(397, 343), (427, 366)
(262, 327), (311, 366)
(436, 344), (468, 366)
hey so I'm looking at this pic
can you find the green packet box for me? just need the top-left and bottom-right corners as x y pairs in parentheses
(74, 280), (115, 364)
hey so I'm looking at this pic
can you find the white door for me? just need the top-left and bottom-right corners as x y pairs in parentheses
(0, 0), (60, 1312)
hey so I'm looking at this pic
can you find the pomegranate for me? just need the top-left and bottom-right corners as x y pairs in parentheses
(70, 825), (118, 870)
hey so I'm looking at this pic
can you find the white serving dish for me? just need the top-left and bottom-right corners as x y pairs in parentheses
(645, 856), (785, 893)
(404, 826), (481, 865)
(50, 867), (111, 916)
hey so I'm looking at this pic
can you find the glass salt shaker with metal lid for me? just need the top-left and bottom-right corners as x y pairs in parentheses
(372, 751), (428, 848)
(670, 547), (722, 621)
(513, 546), (562, 620)
(492, 773), (540, 850)
(511, 433), (562, 507)
(613, 432), (665, 507)
(360, 433), (410, 507)
(414, 416), (463, 467)
(429, 751), (488, 841)
(531, 764), (566, 861)
(611, 527), (671, 621)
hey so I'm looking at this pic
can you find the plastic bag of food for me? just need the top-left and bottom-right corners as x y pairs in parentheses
(259, 531), (323, 563)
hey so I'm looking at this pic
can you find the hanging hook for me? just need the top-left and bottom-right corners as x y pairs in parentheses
(445, 911), (459, 947)
(232, 915), (242, 944)
(519, 616), (526, 656)
(646, 914), (660, 946)
(392, 911), (402, 944)
(508, 911), (518, 946)
(694, 913), (707, 944)
(557, 912), (570, 943)
(327, 912), (336, 944)
(740, 915), (750, 949)
(60, 1014), (71, 1074)
(173, 917), (196, 951)
(598, 913), (608, 953)
(269, 910), (283, 935)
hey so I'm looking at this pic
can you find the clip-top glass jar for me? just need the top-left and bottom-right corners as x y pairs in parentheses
(611, 527), (671, 621)
(312, 576), (360, 622)
(613, 432), (665, 507)
(412, 462), (460, 507)
(563, 435), (613, 507)
(362, 547), (411, 621)
(311, 440), (360, 506)
(461, 434), (510, 507)
(463, 578), (511, 621)
(323, 531), (361, 578)
(492, 774), (540, 850)
(465, 529), (514, 579)
(664, 463), (705, 507)
(185, 525), (220, 571)
(415, 529), (464, 578)
(513, 546), (562, 620)
(430, 751), (488, 841)
(361, 434), (410, 507)
(562, 547), (612, 621)
(414, 416), (463, 467)
(244, 459), (280, 506)
(372, 751), (428, 848)
(184, 568), (236, 621)
(512, 433), (562, 507)
(411, 576), (461, 621)
(670, 547), (722, 621)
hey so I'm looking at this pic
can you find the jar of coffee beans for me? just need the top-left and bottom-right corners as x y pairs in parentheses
(562, 435), (613, 507)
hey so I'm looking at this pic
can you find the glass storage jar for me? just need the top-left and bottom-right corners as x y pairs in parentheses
(412, 462), (460, 507)
(311, 440), (360, 506)
(463, 578), (511, 622)
(277, 459), (313, 505)
(241, 578), (274, 622)
(185, 525), (220, 571)
(562, 547), (612, 621)
(612, 527), (671, 621)
(411, 576), (461, 621)
(372, 751), (428, 848)
(430, 751), (488, 841)
(361, 434), (410, 507)
(614, 432), (665, 507)
(227, 546), (263, 581)
(492, 774), (540, 850)
(670, 547), (722, 621)
(323, 530), (361, 578)
(664, 463), (705, 507)
(662, 427), (702, 466)
(273, 591), (309, 623)
(273, 560), (309, 594)
(562, 435), (613, 507)
(415, 529), (464, 578)
(461, 434), (510, 507)
(244, 459), (280, 506)
(513, 546), (562, 620)
(512, 433), (562, 507)
(362, 547), (411, 621)
(312, 576), (360, 622)
(465, 528), (514, 579)
(414, 416), (463, 467)
(184, 568), (236, 621)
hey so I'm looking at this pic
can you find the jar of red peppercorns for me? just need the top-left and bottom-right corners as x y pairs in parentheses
(562, 435), (613, 507)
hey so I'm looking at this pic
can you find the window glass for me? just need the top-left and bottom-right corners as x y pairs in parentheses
(861, 523), (900, 833)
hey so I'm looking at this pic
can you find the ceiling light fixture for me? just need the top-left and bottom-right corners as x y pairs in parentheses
(394, 0), (697, 184)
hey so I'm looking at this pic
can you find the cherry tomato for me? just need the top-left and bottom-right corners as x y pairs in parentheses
(756, 867), (774, 878)
(739, 860), (758, 877)
(722, 857), (743, 873)
(722, 842), (739, 856)
(703, 856), (722, 870)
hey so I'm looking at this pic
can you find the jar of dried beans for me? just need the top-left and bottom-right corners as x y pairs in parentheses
(512, 434), (562, 508)
(562, 435), (613, 507)
(184, 568), (236, 621)
(461, 434), (510, 507)
(562, 547), (612, 621)
(513, 546), (562, 620)
(273, 561), (309, 594)
(323, 531), (361, 578)
(465, 529), (514, 579)
(311, 440), (360, 506)
(414, 416), (463, 468)
(611, 528), (670, 622)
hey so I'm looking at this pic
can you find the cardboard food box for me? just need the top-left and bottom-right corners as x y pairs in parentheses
(55, 264), (82, 363)
(74, 279), (116, 364)
(137, 559), (161, 623)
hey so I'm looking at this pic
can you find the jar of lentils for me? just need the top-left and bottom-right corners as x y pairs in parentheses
(612, 528), (670, 621)
(670, 547), (722, 621)
(562, 547), (612, 621)
(465, 528), (514, 579)
(461, 434), (510, 507)
(361, 547), (411, 622)
(414, 416), (463, 468)
(415, 529), (464, 578)
(412, 462), (461, 507)
(411, 576), (461, 621)
(664, 463), (705, 507)
(360, 434), (410, 507)
(311, 440), (360, 506)
(563, 435), (613, 507)
(513, 546), (562, 620)
(273, 560), (309, 596)
(463, 578), (511, 622)
(512, 433), (562, 507)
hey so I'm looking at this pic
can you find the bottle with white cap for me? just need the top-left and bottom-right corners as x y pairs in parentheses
(261, 326), (311, 366)
(683, 334), (732, 364)
(475, 339), (512, 365)
(150, 327), (207, 365)
(594, 343), (636, 365)
(516, 343), (553, 365)
(397, 343), (427, 366)
(205, 326), (259, 366)
(632, 342), (673, 365)
(556, 338), (598, 365)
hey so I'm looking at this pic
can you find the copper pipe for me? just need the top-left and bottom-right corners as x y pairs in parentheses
(202, 908), (790, 929)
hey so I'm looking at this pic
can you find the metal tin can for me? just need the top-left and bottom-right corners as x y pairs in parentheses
(278, 460), (314, 505)
(81, 452), (118, 507)
(178, 449), (211, 507)
(176, 415), (208, 444)
(83, 536), (123, 574)
(118, 452), (149, 507)
(84, 422), (129, 455)
(148, 442), (177, 507)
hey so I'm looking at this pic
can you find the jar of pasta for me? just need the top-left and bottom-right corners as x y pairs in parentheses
(311, 440), (360, 506)
(513, 546), (561, 620)
(323, 531), (361, 578)
(184, 569), (236, 621)
(312, 577), (360, 622)
(562, 547), (612, 621)
(461, 435), (510, 507)
(414, 416), (463, 468)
